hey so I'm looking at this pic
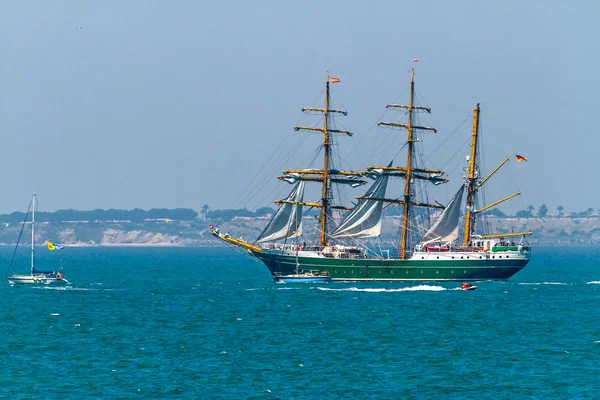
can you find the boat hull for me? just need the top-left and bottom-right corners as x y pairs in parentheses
(274, 276), (333, 283)
(6, 275), (69, 285)
(251, 249), (530, 281)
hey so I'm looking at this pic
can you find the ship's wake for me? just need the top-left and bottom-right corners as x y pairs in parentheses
(517, 282), (567, 285)
(32, 286), (110, 291)
(317, 285), (447, 292)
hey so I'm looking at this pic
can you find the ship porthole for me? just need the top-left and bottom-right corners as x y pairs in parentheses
(436, 271), (439, 274)
(467, 256), (469, 259)
(464, 270), (466, 273)
(479, 256), (482, 259)
(451, 256), (454, 259)
(506, 256), (509, 258)
(422, 257), (424, 259)
(451, 270), (454, 274)
(437, 257), (439, 259)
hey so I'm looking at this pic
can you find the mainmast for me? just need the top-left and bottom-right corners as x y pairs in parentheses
(463, 104), (480, 245)
(400, 70), (416, 259)
(376, 69), (443, 259)
(31, 192), (36, 275)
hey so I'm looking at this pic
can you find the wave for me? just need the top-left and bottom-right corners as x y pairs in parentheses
(317, 285), (447, 293)
(587, 281), (600, 285)
(518, 282), (567, 285)
(33, 286), (108, 291)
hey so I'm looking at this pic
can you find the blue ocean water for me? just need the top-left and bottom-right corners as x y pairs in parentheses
(1, 245), (599, 399)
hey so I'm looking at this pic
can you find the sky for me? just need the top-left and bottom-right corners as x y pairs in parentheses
(1, 1), (598, 214)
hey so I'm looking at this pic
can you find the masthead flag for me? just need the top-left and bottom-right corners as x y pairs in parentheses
(515, 154), (528, 162)
(331, 77), (340, 83)
(413, 59), (421, 62)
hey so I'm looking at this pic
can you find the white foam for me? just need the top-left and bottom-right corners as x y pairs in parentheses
(587, 281), (600, 285)
(35, 286), (107, 291)
(317, 285), (446, 292)
(50, 313), (60, 316)
(519, 282), (566, 286)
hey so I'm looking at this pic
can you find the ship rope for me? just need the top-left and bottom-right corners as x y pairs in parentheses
(343, 87), (409, 169)
(5, 199), (32, 277)
(227, 88), (327, 212)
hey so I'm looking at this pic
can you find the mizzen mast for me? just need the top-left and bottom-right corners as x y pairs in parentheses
(463, 104), (480, 245)
(462, 104), (529, 242)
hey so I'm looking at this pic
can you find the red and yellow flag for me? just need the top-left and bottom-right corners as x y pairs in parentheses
(331, 77), (340, 83)
(515, 155), (528, 162)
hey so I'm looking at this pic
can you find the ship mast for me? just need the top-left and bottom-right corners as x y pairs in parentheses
(463, 104), (480, 245)
(376, 69), (443, 259)
(31, 192), (36, 275)
(321, 73), (331, 246)
(290, 74), (358, 247)
(400, 70), (416, 259)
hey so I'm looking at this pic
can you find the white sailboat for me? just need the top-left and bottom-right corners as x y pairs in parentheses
(5, 193), (69, 285)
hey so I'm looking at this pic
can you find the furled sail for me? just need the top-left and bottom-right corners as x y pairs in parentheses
(256, 181), (305, 243)
(330, 171), (390, 239)
(417, 186), (465, 245)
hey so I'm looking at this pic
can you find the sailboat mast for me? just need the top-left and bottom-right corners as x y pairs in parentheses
(320, 73), (331, 247)
(463, 104), (480, 245)
(400, 69), (416, 259)
(31, 193), (35, 274)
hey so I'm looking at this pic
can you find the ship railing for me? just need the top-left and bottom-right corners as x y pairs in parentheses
(260, 242), (367, 258)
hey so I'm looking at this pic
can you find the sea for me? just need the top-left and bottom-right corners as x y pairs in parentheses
(1, 245), (599, 399)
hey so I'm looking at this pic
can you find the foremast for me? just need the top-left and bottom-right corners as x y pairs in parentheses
(290, 74), (358, 247)
(211, 74), (362, 250)
(374, 69), (445, 259)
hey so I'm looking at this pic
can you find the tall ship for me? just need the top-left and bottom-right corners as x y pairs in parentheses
(211, 70), (532, 281)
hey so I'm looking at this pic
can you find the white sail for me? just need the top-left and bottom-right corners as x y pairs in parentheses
(330, 172), (390, 239)
(257, 181), (305, 243)
(418, 186), (464, 245)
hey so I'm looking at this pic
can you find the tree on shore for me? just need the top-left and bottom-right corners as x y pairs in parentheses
(557, 205), (564, 216)
(538, 204), (548, 218)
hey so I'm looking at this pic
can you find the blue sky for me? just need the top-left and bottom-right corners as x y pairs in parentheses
(1, 1), (597, 214)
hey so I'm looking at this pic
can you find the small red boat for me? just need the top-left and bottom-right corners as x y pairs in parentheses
(461, 282), (477, 291)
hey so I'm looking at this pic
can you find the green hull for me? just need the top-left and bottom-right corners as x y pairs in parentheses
(252, 250), (530, 281)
